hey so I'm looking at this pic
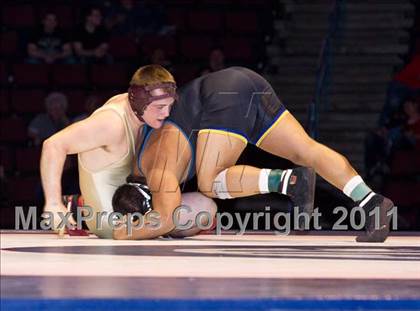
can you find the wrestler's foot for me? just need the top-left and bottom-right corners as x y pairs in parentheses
(279, 167), (316, 230)
(355, 194), (394, 243)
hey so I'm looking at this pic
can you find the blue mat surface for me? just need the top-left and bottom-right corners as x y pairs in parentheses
(2, 299), (420, 311)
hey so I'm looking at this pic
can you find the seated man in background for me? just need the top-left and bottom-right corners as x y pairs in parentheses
(73, 7), (111, 64)
(28, 92), (70, 146)
(26, 12), (73, 64)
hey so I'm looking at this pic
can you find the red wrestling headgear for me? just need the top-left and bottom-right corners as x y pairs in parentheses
(128, 82), (177, 121)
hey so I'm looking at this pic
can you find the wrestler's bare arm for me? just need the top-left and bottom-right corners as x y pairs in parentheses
(113, 168), (181, 240)
(41, 110), (126, 226)
(113, 124), (191, 240)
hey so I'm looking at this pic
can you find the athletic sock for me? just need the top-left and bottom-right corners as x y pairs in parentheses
(259, 168), (293, 194)
(343, 175), (374, 206)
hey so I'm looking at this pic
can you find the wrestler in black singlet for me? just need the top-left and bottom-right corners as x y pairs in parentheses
(138, 66), (288, 179)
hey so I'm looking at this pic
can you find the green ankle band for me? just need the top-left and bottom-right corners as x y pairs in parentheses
(350, 182), (372, 202)
(268, 169), (284, 192)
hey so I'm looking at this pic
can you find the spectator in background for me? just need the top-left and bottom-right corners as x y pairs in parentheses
(150, 48), (172, 71)
(28, 92), (70, 146)
(389, 96), (420, 153)
(26, 12), (73, 64)
(74, 7), (111, 64)
(73, 94), (101, 123)
(105, 0), (143, 35)
(105, 0), (173, 37)
(137, 1), (173, 36)
(198, 48), (226, 77)
(209, 48), (226, 72)
(365, 96), (420, 188)
(379, 55), (420, 127)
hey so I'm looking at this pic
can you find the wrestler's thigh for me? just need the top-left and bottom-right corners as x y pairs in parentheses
(257, 112), (316, 164)
(196, 130), (247, 188)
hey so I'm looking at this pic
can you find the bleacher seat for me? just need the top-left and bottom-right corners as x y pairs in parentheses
(164, 0), (196, 6)
(188, 11), (223, 33)
(0, 89), (9, 114)
(141, 35), (177, 58)
(64, 90), (87, 115)
(0, 117), (27, 143)
(90, 64), (128, 88)
(384, 181), (420, 206)
(8, 176), (41, 203)
(237, 0), (272, 8)
(15, 147), (41, 173)
(109, 36), (139, 60)
(10, 89), (46, 114)
(51, 64), (88, 88)
(390, 150), (420, 176)
(221, 37), (254, 62)
(0, 147), (13, 172)
(0, 62), (9, 85)
(0, 31), (18, 57)
(12, 64), (50, 87)
(167, 9), (188, 32)
(2, 4), (36, 29)
(199, 0), (232, 6)
(179, 36), (214, 59)
(225, 12), (258, 34)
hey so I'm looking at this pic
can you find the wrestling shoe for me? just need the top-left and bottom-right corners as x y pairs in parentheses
(355, 193), (394, 243)
(279, 167), (316, 230)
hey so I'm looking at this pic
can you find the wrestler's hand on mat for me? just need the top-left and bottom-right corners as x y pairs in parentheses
(112, 215), (130, 240)
(43, 202), (77, 234)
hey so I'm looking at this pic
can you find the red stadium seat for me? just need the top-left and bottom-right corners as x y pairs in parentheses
(90, 64), (128, 88)
(390, 150), (420, 176)
(15, 147), (42, 173)
(179, 36), (214, 59)
(165, 0), (196, 6)
(10, 89), (46, 114)
(12, 64), (50, 87)
(51, 64), (88, 87)
(0, 117), (27, 143)
(221, 37), (254, 62)
(8, 176), (41, 203)
(0, 31), (18, 57)
(109, 36), (139, 60)
(141, 35), (177, 58)
(188, 11), (223, 33)
(384, 181), (420, 206)
(199, 0), (232, 6)
(167, 9), (188, 32)
(0, 147), (13, 172)
(64, 90), (87, 115)
(225, 12), (258, 34)
(2, 4), (35, 29)
(0, 89), (9, 114)
(0, 62), (9, 85)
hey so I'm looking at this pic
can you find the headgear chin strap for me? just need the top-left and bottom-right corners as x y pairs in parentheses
(128, 82), (178, 121)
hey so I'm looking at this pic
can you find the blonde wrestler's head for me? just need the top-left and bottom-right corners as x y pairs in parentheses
(128, 65), (177, 128)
